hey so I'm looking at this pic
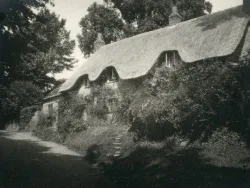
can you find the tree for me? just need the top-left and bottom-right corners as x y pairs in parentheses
(0, 81), (43, 122)
(105, 0), (212, 24)
(78, 0), (213, 56)
(19, 9), (76, 91)
(1, 0), (74, 89)
(77, 2), (124, 57)
(0, 0), (75, 126)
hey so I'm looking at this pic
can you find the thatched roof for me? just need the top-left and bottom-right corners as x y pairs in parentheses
(60, 6), (250, 92)
(44, 85), (62, 100)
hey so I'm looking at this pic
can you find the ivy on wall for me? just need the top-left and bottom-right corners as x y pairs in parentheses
(128, 59), (250, 141)
(19, 105), (41, 130)
(58, 91), (87, 134)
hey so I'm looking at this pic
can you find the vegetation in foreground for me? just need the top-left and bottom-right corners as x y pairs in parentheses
(31, 123), (250, 188)
(26, 56), (250, 187)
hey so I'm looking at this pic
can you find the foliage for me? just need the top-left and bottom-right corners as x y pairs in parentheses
(78, 0), (213, 56)
(0, 81), (43, 124)
(14, 8), (76, 91)
(36, 111), (53, 128)
(129, 60), (248, 141)
(105, 0), (212, 24)
(77, 3), (124, 57)
(64, 125), (136, 162)
(58, 93), (87, 134)
(201, 127), (249, 168)
(0, 0), (75, 126)
(88, 85), (116, 119)
(115, 79), (144, 123)
(19, 105), (40, 130)
(34, 126), (66, 143)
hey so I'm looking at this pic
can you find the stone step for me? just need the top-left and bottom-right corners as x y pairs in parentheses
(113, 154), (120, 157)
(115, 137), (121, 140)
(114, 151), (121, 156)
(114, 146), (122, 150)
(113, 142), (122, 145)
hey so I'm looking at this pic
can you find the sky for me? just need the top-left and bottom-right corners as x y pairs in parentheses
(50, 0), (243, 79)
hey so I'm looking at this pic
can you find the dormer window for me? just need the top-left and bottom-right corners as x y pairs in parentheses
(83, 76), (90, 88)
(107, 98), (118, 112)
(108, 68), (118, 81)
(166, 51), (179, 68)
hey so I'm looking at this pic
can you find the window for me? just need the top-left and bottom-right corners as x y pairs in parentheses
(166, 51), (178, 68)
(48, 103), (53, 116)
(108, 68), (117, 81)
(111, 69), (116, 81)
(93, 97), (98, 106)
(107, 98), (118, 112)
(83, 76), (90, 88)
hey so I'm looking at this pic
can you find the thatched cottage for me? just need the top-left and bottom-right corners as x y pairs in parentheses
(39, 2), (250, 130)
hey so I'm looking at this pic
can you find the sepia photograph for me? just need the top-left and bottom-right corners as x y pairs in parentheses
(0, 0), (250, 187)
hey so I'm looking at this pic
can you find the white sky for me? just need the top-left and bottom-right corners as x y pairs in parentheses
(50, 0), (243, 79)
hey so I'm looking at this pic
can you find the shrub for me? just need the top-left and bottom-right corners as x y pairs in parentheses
(129, 59), (249, 141)
(65, 124), (136, 162)
(20, 105), (41, 130)
(0, 81), (43, 126)
(34, 126), (66, 143)
(36, 112), (53, 128)
(201, 127), (250, 168)
(88, 85), (116, 119)
(58, 92), (87, 134)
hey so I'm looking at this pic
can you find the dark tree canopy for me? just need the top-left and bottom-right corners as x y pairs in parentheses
(0, 0), (75, 125)
(78, 0), (213, 57)
(0, 1), (75, 89)
(19, 9), (76, 90)
(105, 0), (212, 23)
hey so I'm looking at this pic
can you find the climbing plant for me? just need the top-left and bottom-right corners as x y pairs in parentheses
(128, 59), (249, 141)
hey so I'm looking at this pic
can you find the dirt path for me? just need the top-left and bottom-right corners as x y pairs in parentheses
(0, 131), (99, 188)
(0, 131), (80, 156)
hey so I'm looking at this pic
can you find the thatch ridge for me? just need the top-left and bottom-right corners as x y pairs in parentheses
(60, 5), (250, 92)
(44, 84), (62, 100)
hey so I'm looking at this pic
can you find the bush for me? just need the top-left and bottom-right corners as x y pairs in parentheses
(88, 85), (116, 119)
(20, 105), (41, 130)
(0, 81), (43, 126)
(58, 92), (87, 134)
(65, 124), (136, 162)
(129, 59), (249, 141)
(36, 112), (53, 128)
(201, 127), (250, 168)
(34, 126), (66, 143)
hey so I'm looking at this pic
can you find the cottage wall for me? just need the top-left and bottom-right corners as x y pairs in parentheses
(41, 99), (60, 130)
(54, 51), (181, 125)
(71, 72), (145, 123)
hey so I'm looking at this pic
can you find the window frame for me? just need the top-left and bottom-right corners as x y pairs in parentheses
(48, 103), (53, 116)
(107, 98), (118, 112)
(166, 51), (177, 68)
(83, 76), (90, 88)
(108, 68), (118, 82)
